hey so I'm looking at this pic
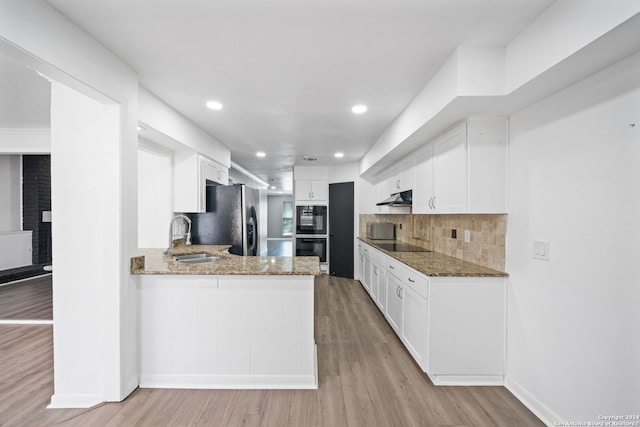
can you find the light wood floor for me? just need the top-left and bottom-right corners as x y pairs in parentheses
(0, 275), (52, 320)
(0, 274), (543, 426)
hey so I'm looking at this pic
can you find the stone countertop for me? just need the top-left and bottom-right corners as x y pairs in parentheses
(131, 245), (321, 276)
(358, 237), (508, 278)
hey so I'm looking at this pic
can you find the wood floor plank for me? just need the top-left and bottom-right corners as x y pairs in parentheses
(0, 274), (544, 426)
(317, 375), (347, 427)
(258, 390), (294, 427)
(0, 276), (53, 320)
(339, 361), (382, 427)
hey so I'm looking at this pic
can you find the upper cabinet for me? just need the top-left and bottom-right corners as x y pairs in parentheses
(388, 159), (413, 194)
(295, 180), (328, 204)
(174, 152), (228, 212)
(202, 157), (228, 186)
(412, 118), (507, 214)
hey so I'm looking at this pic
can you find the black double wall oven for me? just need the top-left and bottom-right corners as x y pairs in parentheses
(295, 205), (327, 263)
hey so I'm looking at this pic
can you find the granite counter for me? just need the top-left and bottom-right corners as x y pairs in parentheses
(358, 237), (508, 277)
(130, 245), (321, 276)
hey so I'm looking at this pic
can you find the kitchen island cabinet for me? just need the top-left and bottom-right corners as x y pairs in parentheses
(132, 246), (320, 390)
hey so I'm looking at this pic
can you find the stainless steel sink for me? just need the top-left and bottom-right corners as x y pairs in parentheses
(174, 253), (223, 263)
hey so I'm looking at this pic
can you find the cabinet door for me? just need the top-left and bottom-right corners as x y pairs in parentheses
(295, 180), (328, 203)
(363, 254), (372, 293)
(412, 145), (435, 214)
(310, 180), (328, 202)
(371, 262), (378, 301)
(357, 243), (366, 283)
(433, 124), (467, 213)
(375, 262), (387, 311)
(401, 285), (428, 369)
(374, 179), (391, 213)
(295, 180), (313, 202)
(467, 117), (507, 213)
(385, 274), (403, 334)
(389, 161), (413, 194)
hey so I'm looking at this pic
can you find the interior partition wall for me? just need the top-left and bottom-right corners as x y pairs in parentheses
(22, 154), (51, 265)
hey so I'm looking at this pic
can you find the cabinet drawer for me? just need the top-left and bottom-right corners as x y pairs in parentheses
(386, 258), (429, 299)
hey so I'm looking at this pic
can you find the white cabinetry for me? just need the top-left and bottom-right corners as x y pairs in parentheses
(385, 256), (429, 368)
(374, 179), (391, 213)
(174, 152), (228, 212)
(385, 273), (403, 334)
(428, 277), (505, 381)
(295, 180), (328, 204)
(202, 157), (228, 186)
(388, 159), (413, 194)
(412, 118), (507, 214)
(371, 259), (386, 311)
(357, 240), (505, 385)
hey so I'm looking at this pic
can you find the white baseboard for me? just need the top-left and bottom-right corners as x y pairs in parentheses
(505, 377), (561, 426)
(139, 374), (318, 390)
(47, 393), (103, 409)
(428, 373), (505, 386)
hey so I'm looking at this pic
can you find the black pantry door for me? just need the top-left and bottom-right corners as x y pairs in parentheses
(329, 182), (354, 278)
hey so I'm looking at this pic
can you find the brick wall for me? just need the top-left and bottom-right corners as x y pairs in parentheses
(22, 155), (52, 265)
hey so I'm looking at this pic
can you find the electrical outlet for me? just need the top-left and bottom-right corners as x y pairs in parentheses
(399, 223), (403, 230)
(532, 241), (550, 261)
(451, 229), (457, 239)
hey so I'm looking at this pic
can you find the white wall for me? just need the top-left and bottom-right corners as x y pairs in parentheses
(1, 0), (139, 405)
(505, 54), (640, 424)
(0, 155), (21, 231)
(138, 140), (173, 248)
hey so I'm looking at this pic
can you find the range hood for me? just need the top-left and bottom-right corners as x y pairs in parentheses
(376, 190), (412, 207)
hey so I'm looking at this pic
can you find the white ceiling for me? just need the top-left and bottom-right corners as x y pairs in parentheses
(9, 0), (555, 189)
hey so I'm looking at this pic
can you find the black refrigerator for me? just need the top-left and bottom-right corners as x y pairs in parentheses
(184, 184), (259, 256)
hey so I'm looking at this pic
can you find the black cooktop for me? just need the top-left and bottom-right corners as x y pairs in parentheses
(374, 242), (431, 252)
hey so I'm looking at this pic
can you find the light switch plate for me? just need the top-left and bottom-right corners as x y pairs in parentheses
(532, 240), (550, 261)
(464, 230), (471, 243)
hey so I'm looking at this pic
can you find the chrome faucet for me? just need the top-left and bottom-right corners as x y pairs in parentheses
(164, 214), (192, 255)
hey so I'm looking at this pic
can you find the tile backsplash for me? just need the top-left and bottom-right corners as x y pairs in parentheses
(359, 213), (507, 271)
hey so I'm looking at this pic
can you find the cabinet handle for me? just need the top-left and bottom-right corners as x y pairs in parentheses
(408, 277), (415, 283)
(396, 285), (400, 297)
(428, 197), (432, 209)
(399, 287), (403, 299)
(389, 265), (395, 269)
(432, 197), (436, 209)
(396, 179), (401, 189)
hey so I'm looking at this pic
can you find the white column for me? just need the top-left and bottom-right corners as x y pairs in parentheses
(49, 82), (121, 408)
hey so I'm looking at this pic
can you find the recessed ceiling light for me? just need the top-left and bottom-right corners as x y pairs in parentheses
(352, 104), (367, 114)
(334, 152), (344, 158)
(270, 186), (276, 190)
(206, 100), (223, 110)
(256, 151), (266, 158)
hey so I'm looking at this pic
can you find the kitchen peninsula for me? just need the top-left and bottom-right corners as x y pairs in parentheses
(131, 245), (321, 390)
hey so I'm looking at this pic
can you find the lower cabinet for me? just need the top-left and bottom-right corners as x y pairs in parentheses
(385, 273), (403, 334)
(401, 282), (428, 369)
(357, 240), (505, 386)
(372, 260), (386, 311)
